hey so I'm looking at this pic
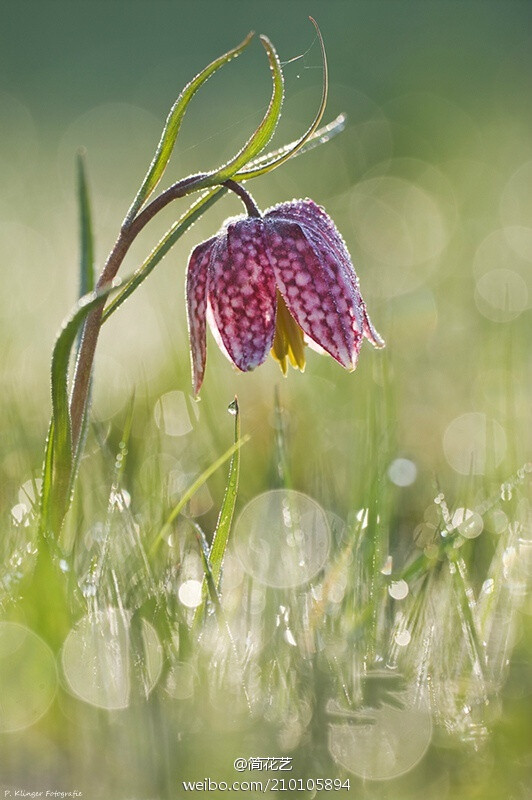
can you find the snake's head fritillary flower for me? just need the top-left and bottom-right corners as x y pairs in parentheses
(186, 198), (384, 394)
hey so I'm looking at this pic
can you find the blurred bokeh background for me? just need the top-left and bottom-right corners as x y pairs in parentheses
(0, 1), (531, 798)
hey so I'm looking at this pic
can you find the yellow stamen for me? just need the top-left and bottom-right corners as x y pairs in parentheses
(270, 291), (306, 375)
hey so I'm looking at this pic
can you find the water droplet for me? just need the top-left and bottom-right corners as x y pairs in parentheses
(394, 629), (411, 647)
(380, 555), (393, 575)
(457, 511), (484, 539)
(501, 483), (513, 502)
(228, 399), (238, 416)
(388, 458), (417, 487)
(59, 559), (70, 573)
(388, 580), (409, 600)
(481, 578), (495, 595)
(284, 629), (297, 647)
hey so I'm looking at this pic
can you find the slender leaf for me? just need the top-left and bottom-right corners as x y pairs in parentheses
(149, 432), (250, 558)
(41, 278), (124, 534)
(102, 186), (226, 322)
(234, 17), (328, 181)
(39, 418), (55, 537)
(237, 113), (345, 178)
(125, 32), (254, 224)
(208, 398), (242, 588)
(208, 34), (284, 182)
(190, 520), (224, 617)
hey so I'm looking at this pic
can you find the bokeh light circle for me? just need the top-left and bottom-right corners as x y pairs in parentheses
(329, 684), (432, 781)
(443, 412), (506, 475)
(154, 391), (199, 437)
(234, 490), (331, 588)
(350, 176), (446, 267)
(61, 609), (162, 710)
(500, 160), (532, 228)
(178, 579), (203, 609)
(0, 622), (57, 733)
(474, 269), (528, 322)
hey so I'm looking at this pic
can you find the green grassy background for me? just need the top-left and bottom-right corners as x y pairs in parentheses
(0, 1), (531, 798)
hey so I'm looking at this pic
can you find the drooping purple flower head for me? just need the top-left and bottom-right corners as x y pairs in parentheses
(186, 198), (384, 394)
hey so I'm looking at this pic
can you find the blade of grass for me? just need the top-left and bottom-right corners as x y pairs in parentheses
(76, 150), (95, 299)
(208, 398), (242, 587)
(125, 32), (254, 224)
(148, 431), (250, 558)
(192, 399), (243, 627)
(72, 150), (96, 484)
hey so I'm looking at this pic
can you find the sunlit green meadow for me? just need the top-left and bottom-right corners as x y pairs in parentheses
(0, 3), (531, 799)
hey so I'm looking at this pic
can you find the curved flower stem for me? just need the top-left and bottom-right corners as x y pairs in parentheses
(223, 180), (262, 217)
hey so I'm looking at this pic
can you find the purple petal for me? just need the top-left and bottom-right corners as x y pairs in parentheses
(266, 199), (384, 348)
(208, 219), (277, 372)
(264, 218), (361, 369)
(186, 237), (216, 394)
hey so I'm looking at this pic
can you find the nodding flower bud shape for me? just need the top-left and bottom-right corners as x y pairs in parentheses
(186, 198), (384, 394)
